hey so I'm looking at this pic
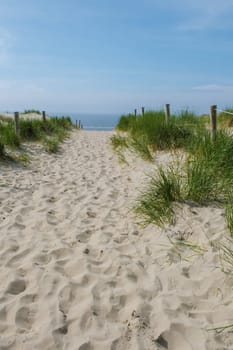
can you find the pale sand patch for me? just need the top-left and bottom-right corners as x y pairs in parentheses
(0, 130), (233, 349)
(0, 112), (47, 120)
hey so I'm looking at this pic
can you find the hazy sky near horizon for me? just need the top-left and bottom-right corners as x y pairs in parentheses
(0, 0), (233, 114)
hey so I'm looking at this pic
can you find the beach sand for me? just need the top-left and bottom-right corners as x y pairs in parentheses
(0, 130), (233, 349)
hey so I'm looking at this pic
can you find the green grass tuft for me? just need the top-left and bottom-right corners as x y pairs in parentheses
(0, 115), (72, 162)
(110, 134), (128, 150)
(114, 110), (196, 160)
(134, 167), (182, 226)
(133, 125), (233, 231)
(0, 142), (5, 159)
(23, 109), (41, 114)
(129, 135), (153, 160)
(43, 137), (60, 153)
(0, 121), (20, 148)
(185, 158), (220, 203)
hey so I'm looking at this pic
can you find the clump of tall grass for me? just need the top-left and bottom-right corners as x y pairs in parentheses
(110, 134), (129, 164)
(110, 134), (128, 150)
(0, 142), (5, 159)
(185, 158), (220, 203)
(129, 135), (153, 160)
(174, 109), (206, 128)
(23, 109), (41, 114)
(51, 116), (73, 130)
(134, 167), (182, 226)
(129, 111), (191, 151)
(0, 120), (20, 148)
(19, 119), (43, 141)
(134, 129), (233, 230)
(0, 115), (73, 161)
(217, 108), (233, 128)
(114, 110), (196, 160)
(186, 130), (233, 201)
(43, 137), (60, 153)
(116, 114), (137, 131)
(19, 117), (72, 141)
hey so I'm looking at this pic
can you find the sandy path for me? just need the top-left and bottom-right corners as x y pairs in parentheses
(0, 130), (233, 350)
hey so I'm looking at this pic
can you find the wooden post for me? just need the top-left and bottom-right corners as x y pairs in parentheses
(42, 111), (46, 122)
(75, 120), (78, 129)
(165, 104), (170, 123)
(210, 105), (217, 140)
(14, 112), (20, 137)
(134, 109), (137, 117)
(78, 120), (81, 129)
(142, 107), (145, 117)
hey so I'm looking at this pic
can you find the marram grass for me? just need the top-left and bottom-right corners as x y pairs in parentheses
(0, 115), (73, 161)
(134, 167), (182, 227)
(114, 110), (197, 161)
(43, 137), (60, 153)
(114, 109), (233, 228)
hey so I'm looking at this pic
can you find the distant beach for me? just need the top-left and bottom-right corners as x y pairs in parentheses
(51, 112), (120, 130)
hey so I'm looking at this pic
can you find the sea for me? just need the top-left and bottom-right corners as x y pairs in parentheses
(50, 113), (121, 131)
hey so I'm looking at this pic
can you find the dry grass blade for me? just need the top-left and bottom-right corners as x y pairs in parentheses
(168, 236), (207, 262)
(207, 323), (233, 333)
(215, 237), (233, 275)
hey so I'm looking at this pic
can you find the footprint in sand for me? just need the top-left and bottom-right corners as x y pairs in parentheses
(6, 248), (30, 268)
(76, 229), (93, 243)
(58, 284), (74, 315)
(0, 336), (16, 349)
(0, 306), (7, 322)
(47, 210), (58, 225)
(7, 279), (26, 295)
(20, 206), (34, 216)
(51, 247), (73, 260)
(109, 293), (126, 315)
(15, 305), (36, 331)
(33, 253), (51, 266)
(78, 342), (93, 350)
(8, 222), (26, 231)
(20, 293), (38, 304)
(41, 274), (60, 296)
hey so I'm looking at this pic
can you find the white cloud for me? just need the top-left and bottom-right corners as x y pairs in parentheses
(192, 84), (233, 91)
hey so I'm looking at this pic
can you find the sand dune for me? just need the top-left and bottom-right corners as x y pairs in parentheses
(0, 130), (233, 349)
(0, 112), (47, 120)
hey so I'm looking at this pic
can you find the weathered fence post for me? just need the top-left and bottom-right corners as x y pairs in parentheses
(134, 109), (137, 117)
(14, 112), (20, 137)
(210, 105), (217, 140)
(78, 120), (81, 129)
(75, 120), (78, 129)
(165, 104), (170, 123)
(42, 111), (46, 122)
(142, 107), (145, 117)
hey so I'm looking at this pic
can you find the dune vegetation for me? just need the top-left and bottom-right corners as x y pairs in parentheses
(0, 115), (73, 161)
(112, 109), (233, 233)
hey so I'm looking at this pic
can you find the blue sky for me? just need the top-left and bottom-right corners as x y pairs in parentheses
(0, 0), (233, 114)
